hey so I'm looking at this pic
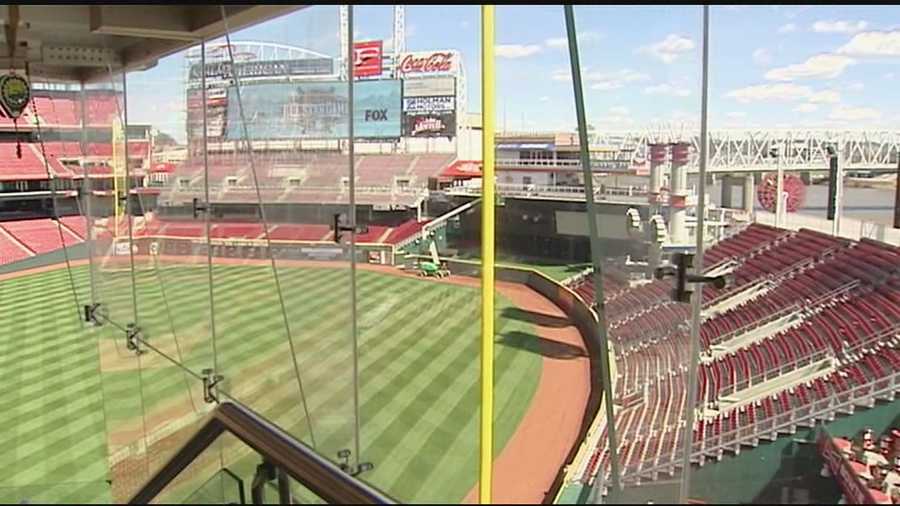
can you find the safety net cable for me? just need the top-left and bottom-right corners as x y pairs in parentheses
(104, 62), (151, 484)
(26, 67), (84, 328)
(218, 4), (318, 449)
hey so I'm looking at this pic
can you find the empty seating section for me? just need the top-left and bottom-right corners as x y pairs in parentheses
(578, 229), (900, 490)
(160, 153), (453, 207)
(703, 223), (785, 267)
(0, 219), (81, 254)
(86, 143), (145, 158)
(0, 232), (31, 264)
(84, 93), (120, 126)
(131, 218), (429, 245)
(357, 155), (409, 186)
(408, 153), (457, 179)
(31, 95), (81, 126)
(59, 216), (87, 239)
(384, 219), (428, 245)
(700, 240), (895, 349)
(703, 229), (847, 303)
(42, 142), (84, 160)
(354, 225), (391, 243)
(0, 143), (63, 180)
(268, 224), (332, 241)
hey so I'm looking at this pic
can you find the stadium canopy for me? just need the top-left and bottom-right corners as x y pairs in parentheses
(0, 4), (303, 83)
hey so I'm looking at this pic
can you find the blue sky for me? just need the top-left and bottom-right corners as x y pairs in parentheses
(124, 5), (900, 142)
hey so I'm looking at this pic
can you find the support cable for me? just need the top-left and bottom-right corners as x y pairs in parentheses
(679, 6), (710, 504)
(563, 5), (622, 500)
(347, 5), (363, 474)
(199, 36), (230, 477)
(26, 66), (84, 329)
(106, 64), (152, 483)
(219, 5), (317, 448)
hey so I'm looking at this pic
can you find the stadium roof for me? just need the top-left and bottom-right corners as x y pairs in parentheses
(0, 5), (303, 83)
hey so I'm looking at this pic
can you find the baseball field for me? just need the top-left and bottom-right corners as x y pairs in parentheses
(0, 259), (590, 503)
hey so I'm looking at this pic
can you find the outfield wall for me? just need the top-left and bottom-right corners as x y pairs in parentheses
(424, 257), (603, 504)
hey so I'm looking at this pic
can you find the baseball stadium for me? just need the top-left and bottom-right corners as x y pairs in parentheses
(0, 4), (899, 505)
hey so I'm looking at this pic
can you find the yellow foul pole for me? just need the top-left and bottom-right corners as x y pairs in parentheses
(111, 116), (125, 238)
(479, 4), (495, 504)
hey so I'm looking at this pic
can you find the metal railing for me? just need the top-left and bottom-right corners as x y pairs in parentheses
(597, 369), (900, 487)
(446, 182), (650, 203)
(129, 401), (394, 505)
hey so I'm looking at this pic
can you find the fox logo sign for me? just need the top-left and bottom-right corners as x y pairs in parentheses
(365, 109), (388, 121)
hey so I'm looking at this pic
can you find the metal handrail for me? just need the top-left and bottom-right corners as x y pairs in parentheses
(128, 401), (394, 505)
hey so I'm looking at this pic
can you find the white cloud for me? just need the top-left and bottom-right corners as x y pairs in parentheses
(846, 82), (864, 91)
(812, 20), (869, 34)
(885, 72), (896, 80)
(585, 68), (649, 90)
(726, 111), (747, 119)
(609, 106), (630, 116)
(550, 69), (571, 82)
(828, 105), (881, 121)
(808, 89), (841, 103)
(778, 23), (797, 34)
(837, 30), (900, 56)
(752, 48), (772, 66)
(643, 83), (691, 97)
(578, 31), (601, 44)
(495, 44), (542, 58)
(539, 96), (550, 102)
(726, 83), (841, 103)
(545, 37), (567, 49)
(764, 54), (855, 81)
(793, 103), (818, 113)
(637, 34), (695, 64)
(545, 31), (600, 49)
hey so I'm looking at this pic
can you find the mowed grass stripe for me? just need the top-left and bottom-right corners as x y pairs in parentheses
(213, 276), (482, 458)
(0, 265), (544, 504)
(392, 315), (539, 503)
(0, 267), (108, 496)
(206, 272), (423, 448)
(94, 267), (348, 424)
(364, 303), (534, 501)
(293, 279), (479, 451)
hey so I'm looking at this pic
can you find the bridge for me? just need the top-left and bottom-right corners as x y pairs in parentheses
(498, 129), (900, 173)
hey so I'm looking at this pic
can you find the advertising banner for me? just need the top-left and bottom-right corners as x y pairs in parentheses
(224, 79), (401, 140)
(354, 79), (402, 139)
(188, 58), (333, 82)
(403, 112), (455, 138)
(402, 95), (455, 113)
(401, 78), (456, 138)
(402, 76), (455, 97)
(354, 40), (383, 78)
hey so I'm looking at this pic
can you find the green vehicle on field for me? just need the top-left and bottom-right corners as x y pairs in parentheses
(418, 261), (450, 278)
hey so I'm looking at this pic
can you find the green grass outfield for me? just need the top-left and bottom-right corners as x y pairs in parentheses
(0, 263), (543, 504)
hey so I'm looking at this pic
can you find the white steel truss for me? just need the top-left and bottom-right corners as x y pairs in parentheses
(590, 128), (900, 173)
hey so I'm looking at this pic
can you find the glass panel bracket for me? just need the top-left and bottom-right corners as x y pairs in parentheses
(201, 368), (224, 404)
(654, 252), (732, 303)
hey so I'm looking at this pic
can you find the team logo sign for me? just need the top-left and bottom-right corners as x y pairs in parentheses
(0, 73), (30, 119)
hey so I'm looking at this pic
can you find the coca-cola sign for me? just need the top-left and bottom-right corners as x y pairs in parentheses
(396, 51), (457, 76)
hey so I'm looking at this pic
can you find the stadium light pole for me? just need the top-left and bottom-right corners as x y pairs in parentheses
(679, 5), (710, 504)
(564, 5), (622, 501)
(478, 5), (496, 504)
